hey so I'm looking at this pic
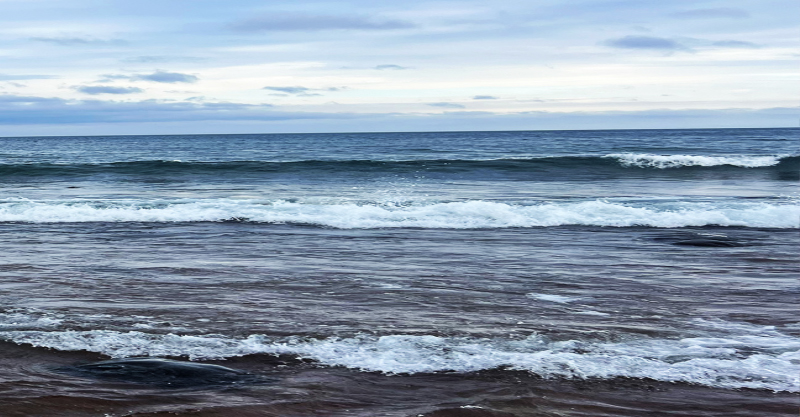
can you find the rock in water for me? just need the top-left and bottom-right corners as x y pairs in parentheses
(671, 238), (744, 247)
(60, 358), (265, 388)
(649, 232), (747, 247)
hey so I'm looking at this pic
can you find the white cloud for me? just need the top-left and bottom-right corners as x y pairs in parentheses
(670, 8), (750, 19)
(228, 13), (415, 32)
(0, 0), (797, 133)
(29, 36), (127, 46)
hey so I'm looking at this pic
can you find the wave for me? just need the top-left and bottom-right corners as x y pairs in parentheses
(1, 320), (797, 392)
(0, 198), (797, 228)
(605, 153), (789, 168)
(1, 154), (796, 179)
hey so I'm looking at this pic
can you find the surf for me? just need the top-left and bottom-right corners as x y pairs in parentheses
(1, 198), (797, 228)
(2, 319), (797, 392)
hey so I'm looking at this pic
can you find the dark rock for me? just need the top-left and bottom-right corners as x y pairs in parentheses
(671, 238), (744, 247)
(58, 357), (270, 388)
(419, 407), (519, 417)
(649, 232), (747, 247)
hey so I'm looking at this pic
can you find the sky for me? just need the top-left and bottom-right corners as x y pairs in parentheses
(0, 0), (797, 135)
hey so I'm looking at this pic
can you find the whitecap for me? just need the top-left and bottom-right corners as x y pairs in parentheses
(574, 311), (610, 316)
(526, 293), (579, 303)
(606, 153), (784, 168)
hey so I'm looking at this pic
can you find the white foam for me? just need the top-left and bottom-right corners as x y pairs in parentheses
(526, 293), (579, 303)
(0, 311), (63, 330)
(1, 198), (797, 228)
(1, 321), (798, 392)
(606, 153), (784, 168)
(574, 311), (610, 316)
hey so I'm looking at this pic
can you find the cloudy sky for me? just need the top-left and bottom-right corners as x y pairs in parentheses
(1, 0), (797, 135)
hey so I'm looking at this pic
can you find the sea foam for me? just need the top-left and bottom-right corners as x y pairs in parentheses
(526, 293), (580, 303)
(2, 320), (798, 392)
(606, 153), (784, 168)
(0, 198), (797, 228)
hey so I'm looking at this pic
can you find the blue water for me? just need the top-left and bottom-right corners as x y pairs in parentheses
(0, 128), (798, 416)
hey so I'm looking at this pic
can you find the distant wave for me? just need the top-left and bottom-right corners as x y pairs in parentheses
(1, 155), (796, 179)
(1, 319), (797, 392)
(1, 198), (797, 228)
(605, 153), (789, 168)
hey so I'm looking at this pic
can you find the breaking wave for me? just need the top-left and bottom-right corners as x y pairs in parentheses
(0, 154), (795, 179)
(1, 319), (797, 392)
(605, 153), (790, 168)
(0, 198), (797, 228)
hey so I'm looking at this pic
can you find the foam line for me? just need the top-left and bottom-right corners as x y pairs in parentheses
(606, 153), (784, 168)
(0, 199), (797, 228)
(1, 321), (798, 392)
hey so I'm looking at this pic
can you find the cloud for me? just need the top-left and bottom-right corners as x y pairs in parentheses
(229, 13), (414, 32)
(29, 37), (127, 46)
(0, 95), (64, 105)
(712, 40), (760, 48)
(0, 74), (57, 81)
(0, 94), (372, 126)
(1, 95), (794, 134)
(96, 74), (133, 82)
(75, 86), (144, 95)
(427, 102), (465, 109)
(97, 71), (199, 84)
(671, 8), (750, 19)
(263, 86), (312, 94)
(122, 56), (205, 63)
(375, 64), (408, 70)
(603, 36), (686, 51)
(262, 86), (341, 96)
(135, 71), (198, 84)
(473, 95), (498, 100)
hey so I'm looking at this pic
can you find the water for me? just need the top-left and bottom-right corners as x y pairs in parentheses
(1, 128), (798, 416)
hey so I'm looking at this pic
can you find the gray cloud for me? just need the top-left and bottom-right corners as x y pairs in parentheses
(0, 94), (369, 126)
(75, 86), (144, 95)
(0, 94), (795, 132)
(671, 8), (750, 19)
(263, 86), (341, 96)
(97, 71), (199, 84)
(604, 36), (686, 51)
(375, 64), (408, 70)
(712, 40), (760, 48)
(229, 13), (414, 32)
(0, 74), (57, 81)
(428, 102), (465, 109)
(29, 37), (127, 46)
(263, 86), (312, 94)
(0, 95), (64, 105)
(473, 95), (498, 100)
(135, 71), (198, 83)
